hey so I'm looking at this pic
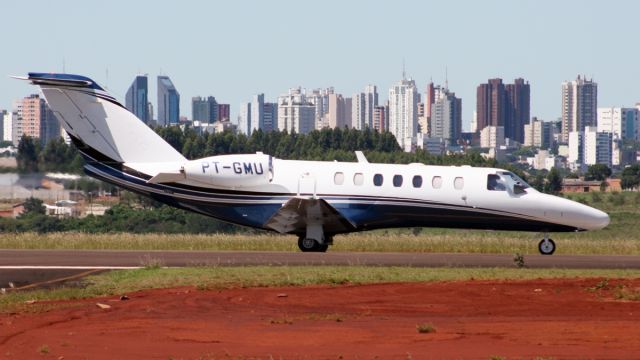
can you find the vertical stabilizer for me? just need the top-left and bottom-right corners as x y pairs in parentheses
(25, 73), (186, 164)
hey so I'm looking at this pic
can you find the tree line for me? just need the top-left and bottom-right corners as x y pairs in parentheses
(0, 197), (245, 234)
(13, 127), (640, 193)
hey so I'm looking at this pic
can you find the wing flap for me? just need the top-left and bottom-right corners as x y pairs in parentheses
(264, 197), (356, 234)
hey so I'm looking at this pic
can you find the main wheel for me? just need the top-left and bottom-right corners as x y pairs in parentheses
(538, 238), (556, 255)
(298, 237), (328, 252)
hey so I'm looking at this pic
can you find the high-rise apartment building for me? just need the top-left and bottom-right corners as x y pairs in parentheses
(307, 88), (333, 130)
(476, 78), (530, 143)
(597, 107), (638, 141)
(352, 85), (378, 130)
(2, 111), (12, 143)
(476, 79), (506, 133)
(238, 94), (266, 135)
(277, 88), (316, 134)
(429, 85), (462, 143)
(425, 81), (435, 120)
(217, 104), (230, 121)
(263, 102), (278, 132)
(192, 96), (218, 123)
(373, 106), (387, 132)
(561, 75), (597, 143)
(389, 78), (419, 151)
(523, 117), (554, 149)
(125, 75), (149, 123)
(157, 75), (180, 126)
(568, 131), (584, 165)
(11, 94), (60, 145)
(505, 78), (530, 143)
(326, 94), (352, 129)
(238, 102), (252, 136)
(584, 126), (612, 167)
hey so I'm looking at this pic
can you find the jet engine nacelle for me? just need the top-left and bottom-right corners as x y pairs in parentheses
(182, 153), (273, 188)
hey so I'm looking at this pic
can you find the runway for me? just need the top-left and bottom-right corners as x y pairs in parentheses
(2, 249), (640, 289)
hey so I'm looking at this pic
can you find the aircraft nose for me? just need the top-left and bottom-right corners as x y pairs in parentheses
(586, 207), (610, 230)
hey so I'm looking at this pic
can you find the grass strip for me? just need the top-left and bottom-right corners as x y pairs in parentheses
(1, 228), (639, 255)
(2, 266), (640, 313)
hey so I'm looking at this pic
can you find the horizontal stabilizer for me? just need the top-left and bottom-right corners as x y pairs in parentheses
(147, 170), (185, 184)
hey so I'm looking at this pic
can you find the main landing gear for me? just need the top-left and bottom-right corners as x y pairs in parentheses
(297, 221), (331, 252)
(297, 237), (329, 252)
(538, 233), (556, 255)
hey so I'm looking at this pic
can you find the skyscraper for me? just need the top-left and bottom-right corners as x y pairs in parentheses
(388, 78), (419, 151)
(192, 96), (218, 122)
(505, 78), (530, 143)
(561, 75), (597, 143)
(352, 85), (378, 130)
(157, 75), (180, 126)
(430, 85), (462, 144)
(125, 75), (149, 123)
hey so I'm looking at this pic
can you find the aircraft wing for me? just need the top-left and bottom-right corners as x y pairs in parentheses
(264, 197), (356, 235)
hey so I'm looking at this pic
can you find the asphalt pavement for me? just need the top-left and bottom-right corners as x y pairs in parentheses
(2, 250), (640, 290)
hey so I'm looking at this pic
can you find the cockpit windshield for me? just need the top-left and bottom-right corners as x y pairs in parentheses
(500, 172), (530, 189)
(487, 171), (531, 194)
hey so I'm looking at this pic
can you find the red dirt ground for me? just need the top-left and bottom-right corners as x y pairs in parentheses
(2, 278), (640, 359)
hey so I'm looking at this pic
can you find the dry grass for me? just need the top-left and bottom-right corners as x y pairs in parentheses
(0, 228), (639, 255)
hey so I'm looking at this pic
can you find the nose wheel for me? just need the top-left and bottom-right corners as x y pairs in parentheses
(538, 237), (556, 255)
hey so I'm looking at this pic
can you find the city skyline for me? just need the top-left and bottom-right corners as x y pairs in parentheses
(2, 1), (640, 130)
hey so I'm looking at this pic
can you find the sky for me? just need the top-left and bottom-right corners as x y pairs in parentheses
(2, 0), (639, 131)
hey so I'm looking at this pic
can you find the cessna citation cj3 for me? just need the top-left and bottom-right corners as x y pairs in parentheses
(18, 73), (610, 254)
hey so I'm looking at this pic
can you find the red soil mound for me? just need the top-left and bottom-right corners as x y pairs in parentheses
(2, 278), (640, 359)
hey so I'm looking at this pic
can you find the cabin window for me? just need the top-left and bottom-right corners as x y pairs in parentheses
(454, 177), (464, 190)
(393, 175), (403, 187)
(353, 173), (364, 186)
(487, 174), (506, 191)
(373, 174), (383, 186)
(432, 176), (442, 189)
(412, 175), (423, 188)
(334, 172), (344, 185)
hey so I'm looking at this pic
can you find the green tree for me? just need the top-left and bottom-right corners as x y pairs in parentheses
(621, 164), (640, 190)
(544, 167), (563, 195)
(584, 164), (612, 181)
(16, 135), (39, 173)
(21, 196), (45, 216)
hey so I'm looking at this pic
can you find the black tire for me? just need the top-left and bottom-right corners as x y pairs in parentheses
(297, 237), (328, 252)
(538, 238), (556, 255)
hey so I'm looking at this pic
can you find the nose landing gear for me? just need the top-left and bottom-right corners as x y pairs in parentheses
(538, 233), (556, 255)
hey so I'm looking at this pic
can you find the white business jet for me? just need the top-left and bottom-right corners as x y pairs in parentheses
(18, 73), (609, 254)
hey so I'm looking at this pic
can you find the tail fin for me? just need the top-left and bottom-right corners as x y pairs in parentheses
(24, 73), (186, 164)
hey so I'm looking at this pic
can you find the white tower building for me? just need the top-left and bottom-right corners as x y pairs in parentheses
(388, 78), (419, 151)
